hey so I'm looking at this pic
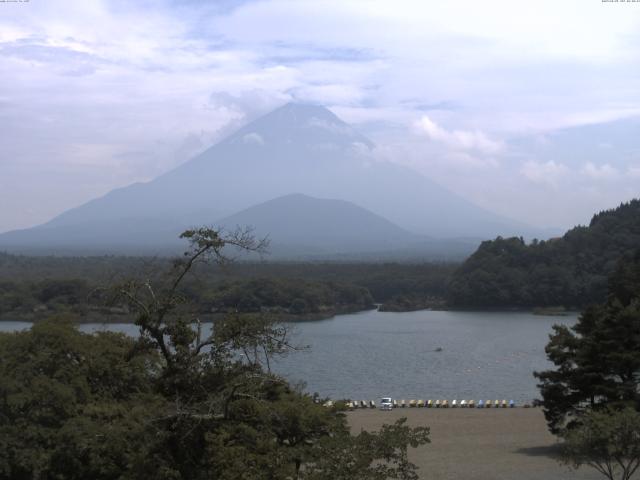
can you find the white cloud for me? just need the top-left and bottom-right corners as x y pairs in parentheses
(242, 132), (264, 145)
(520, 160), (569, 187)
(445, 152), (499, 169)
(1, 0), (640, 232)
(307, 117), (357, 137)
(628, 166), (640, 178)
(416, 116), (503, 154)
(581, 162), (620, 181)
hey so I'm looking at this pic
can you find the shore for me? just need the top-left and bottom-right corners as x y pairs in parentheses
(0, 304), (374, 324)
(348, 408), (601, 480)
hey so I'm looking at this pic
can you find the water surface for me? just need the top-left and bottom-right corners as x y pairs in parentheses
(0, 310), (575, 403)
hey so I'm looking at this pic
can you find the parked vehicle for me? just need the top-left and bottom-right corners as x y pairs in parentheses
(380, 397), (393, 411)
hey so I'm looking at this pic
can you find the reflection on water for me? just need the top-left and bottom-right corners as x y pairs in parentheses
(0, 309), (576, 403)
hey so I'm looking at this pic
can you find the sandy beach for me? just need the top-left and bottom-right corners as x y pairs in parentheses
(348, 408), (602, 480)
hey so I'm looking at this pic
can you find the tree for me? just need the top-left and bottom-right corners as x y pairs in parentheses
(0, 317), (162, 480)
(561, 408), (640, 480)
(534, 251), (640, 434)
(0, 227), (431, 479)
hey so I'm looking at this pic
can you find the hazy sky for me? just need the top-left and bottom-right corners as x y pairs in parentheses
(2, 0), (640, 233)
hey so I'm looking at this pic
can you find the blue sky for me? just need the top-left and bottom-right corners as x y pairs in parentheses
(1, 0), (640, 233)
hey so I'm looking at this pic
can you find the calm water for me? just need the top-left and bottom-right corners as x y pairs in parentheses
(0, 310), (576, 403)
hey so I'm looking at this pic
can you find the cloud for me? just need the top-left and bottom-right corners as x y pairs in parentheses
(1, 0), (640, 233)
(444, 152), (499, 169)
(417, 116), (503, 154)
(289, 83), (368, 106)
(208, 89), (289, 118)
(242, 132), (264, 145)
(581, 162), (620, 181)
(307, 116), (358, 137)
(628, 166), (640, 178)
(520, 160), (569, 187)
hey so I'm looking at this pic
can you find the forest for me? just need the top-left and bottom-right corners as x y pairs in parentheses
(447, 200), (640, 309)
(2, 199), (640, 319)
(0, 253), (456, 321)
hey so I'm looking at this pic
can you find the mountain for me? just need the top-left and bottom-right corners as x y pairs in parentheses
(215, 193), (420, 255)
(447, 199), (640, 308)
(0, 102), (535, 256)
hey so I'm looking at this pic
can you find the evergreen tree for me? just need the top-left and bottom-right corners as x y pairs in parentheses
(535, 251), (640, 434)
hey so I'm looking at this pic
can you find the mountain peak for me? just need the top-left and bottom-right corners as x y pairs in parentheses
(273, 102), (342, 121)
(224, 102), (374, 149)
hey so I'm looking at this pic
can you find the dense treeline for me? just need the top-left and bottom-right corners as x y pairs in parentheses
(0, 254), (456, 320)
(206, 278), (374, 316)
(0, 279), (93, 319)
(448, 200), (640, 308)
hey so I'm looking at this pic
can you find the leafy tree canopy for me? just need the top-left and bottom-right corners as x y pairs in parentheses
(449, 199), (640, 308)
(561, 407), (640, 480)
(0, 228), (430, 479)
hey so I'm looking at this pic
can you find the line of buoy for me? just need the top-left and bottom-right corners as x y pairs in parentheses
(342, 399), (528, 409)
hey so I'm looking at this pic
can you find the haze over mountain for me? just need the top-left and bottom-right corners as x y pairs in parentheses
(217, 193), (418, 254)
(0, 103), (540, 257)
(213, 193), (478, 259)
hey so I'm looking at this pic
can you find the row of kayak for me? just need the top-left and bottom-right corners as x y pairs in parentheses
(344, 399), (520, 409)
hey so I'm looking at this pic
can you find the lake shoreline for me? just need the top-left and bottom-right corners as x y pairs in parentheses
(0, 304), (376, 324)
(0, 304), (577, 324)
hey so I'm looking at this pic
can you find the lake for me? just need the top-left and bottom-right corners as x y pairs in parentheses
(0, 309), (576, 403)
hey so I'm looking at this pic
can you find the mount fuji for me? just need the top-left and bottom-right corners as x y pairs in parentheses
(0, 103), (535, 257)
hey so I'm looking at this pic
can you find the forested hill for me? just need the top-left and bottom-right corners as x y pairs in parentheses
(447, 199), (640, 308)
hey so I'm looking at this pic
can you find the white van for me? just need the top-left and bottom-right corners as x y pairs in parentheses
(380, 397), (393, 411)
